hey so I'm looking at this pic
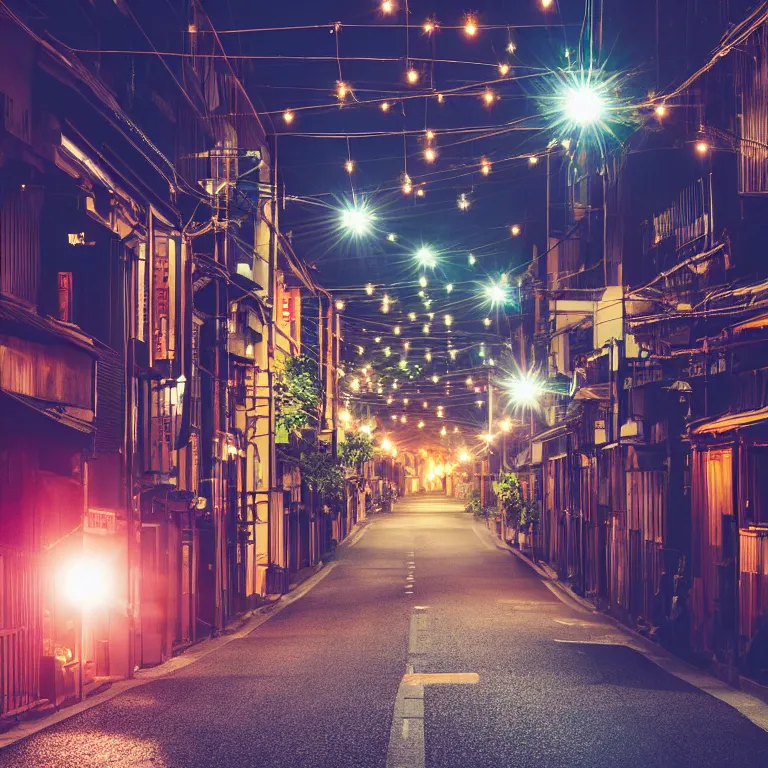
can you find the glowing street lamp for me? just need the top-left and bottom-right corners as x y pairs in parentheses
(563, 84), (605, 126)
(505, 373), (544, 408)
(340, 202), (375, 238)
(416, 246), (437, 269)
(62, 555), (112, 700)
(484, 280), (510, 307)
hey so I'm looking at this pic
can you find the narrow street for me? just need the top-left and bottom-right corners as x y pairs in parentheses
(2, 496), (767, 768)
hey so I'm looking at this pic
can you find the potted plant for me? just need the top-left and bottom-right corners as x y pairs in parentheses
(494, 472), (524, 545)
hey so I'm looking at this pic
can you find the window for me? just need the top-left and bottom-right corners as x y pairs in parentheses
(746, 446), (768, 526)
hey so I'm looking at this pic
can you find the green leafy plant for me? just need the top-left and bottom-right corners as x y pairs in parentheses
(339, 432), (375, 470)
(520, 498), (540, 529)
(275, 354), (320, 434)
(299, 451), (345, 507)
(494, 472), (525, 529)
(465, 489), (481, 515)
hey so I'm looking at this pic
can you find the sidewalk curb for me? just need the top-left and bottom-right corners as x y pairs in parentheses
(0, 561), (339, 750)
(486, 528), (768, 732)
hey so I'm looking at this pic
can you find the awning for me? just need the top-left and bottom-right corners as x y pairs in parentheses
(692, 407), (768, 436)
(573, 383), (612, 401)
(731, 313), (768, 334)
(1, 389), (94, 433)
(0, 296), (97, 354)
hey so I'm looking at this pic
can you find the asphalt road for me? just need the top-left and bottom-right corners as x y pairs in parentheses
(2, 495), (768, 767)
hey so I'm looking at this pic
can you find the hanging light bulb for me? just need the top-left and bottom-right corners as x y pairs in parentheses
(387, 396), (394, 404)
(482, 89), (497, 106)
(387, 233), (397, 242)
(463, 15), (478, 36)
(423, 17), (437, 34)
(402, 173), (413, 194)
(440, 426), (447, 437)
(391, 414), (398, 421)
(444, 314), (453, 327)
(428, 312), (435, 320)
(335, 299), (345, 310)
(381, 101), (392, 112)
(419, 275), (428, 288)
(498, 63), (510, 76)
(695, 140), (709, 154)
(468, 253), (477, 265)
(511, 224), (521, 237)
(424, 147), (437, 163)
(393, 325), (401, 336)
(528, 156), (539, 166)
(423, 400), (429, 408)
(283, 110), (295, 125)
(418, 420), (425, 429)
(507, 41), (516, 54)
(446, 284), (454, 294)
(480, 158), (491, 175)
(344, 160), (355, 174)
(425, 351), (432, 362)
(384, 346), (391, 357)
(422, 324), (430, 335)
(426, 129), (436, 141)
(358, 345), (365, 355)
(406, 68), (420, 85)
(366, 282), (374, 295)
(431, 374), (439, 383)
(449, 349), (457, 360)
(541, 0), (553, 7)
(375, 336), (382, 343)
(458, 193), (470, 211)
(336, 81), (351, 101)
(465, 377), (473, 386)
(415, 188), (426, 197)
(437, 93), (445, 104)
(408, 311), (417, 321)
(381, 0), (395, 14)
(483, 317), (492, 327)
(403, 341), (410, 350)
(654, 104), (667, 118)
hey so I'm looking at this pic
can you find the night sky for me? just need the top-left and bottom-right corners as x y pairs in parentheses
(197, 0), (744, 438)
